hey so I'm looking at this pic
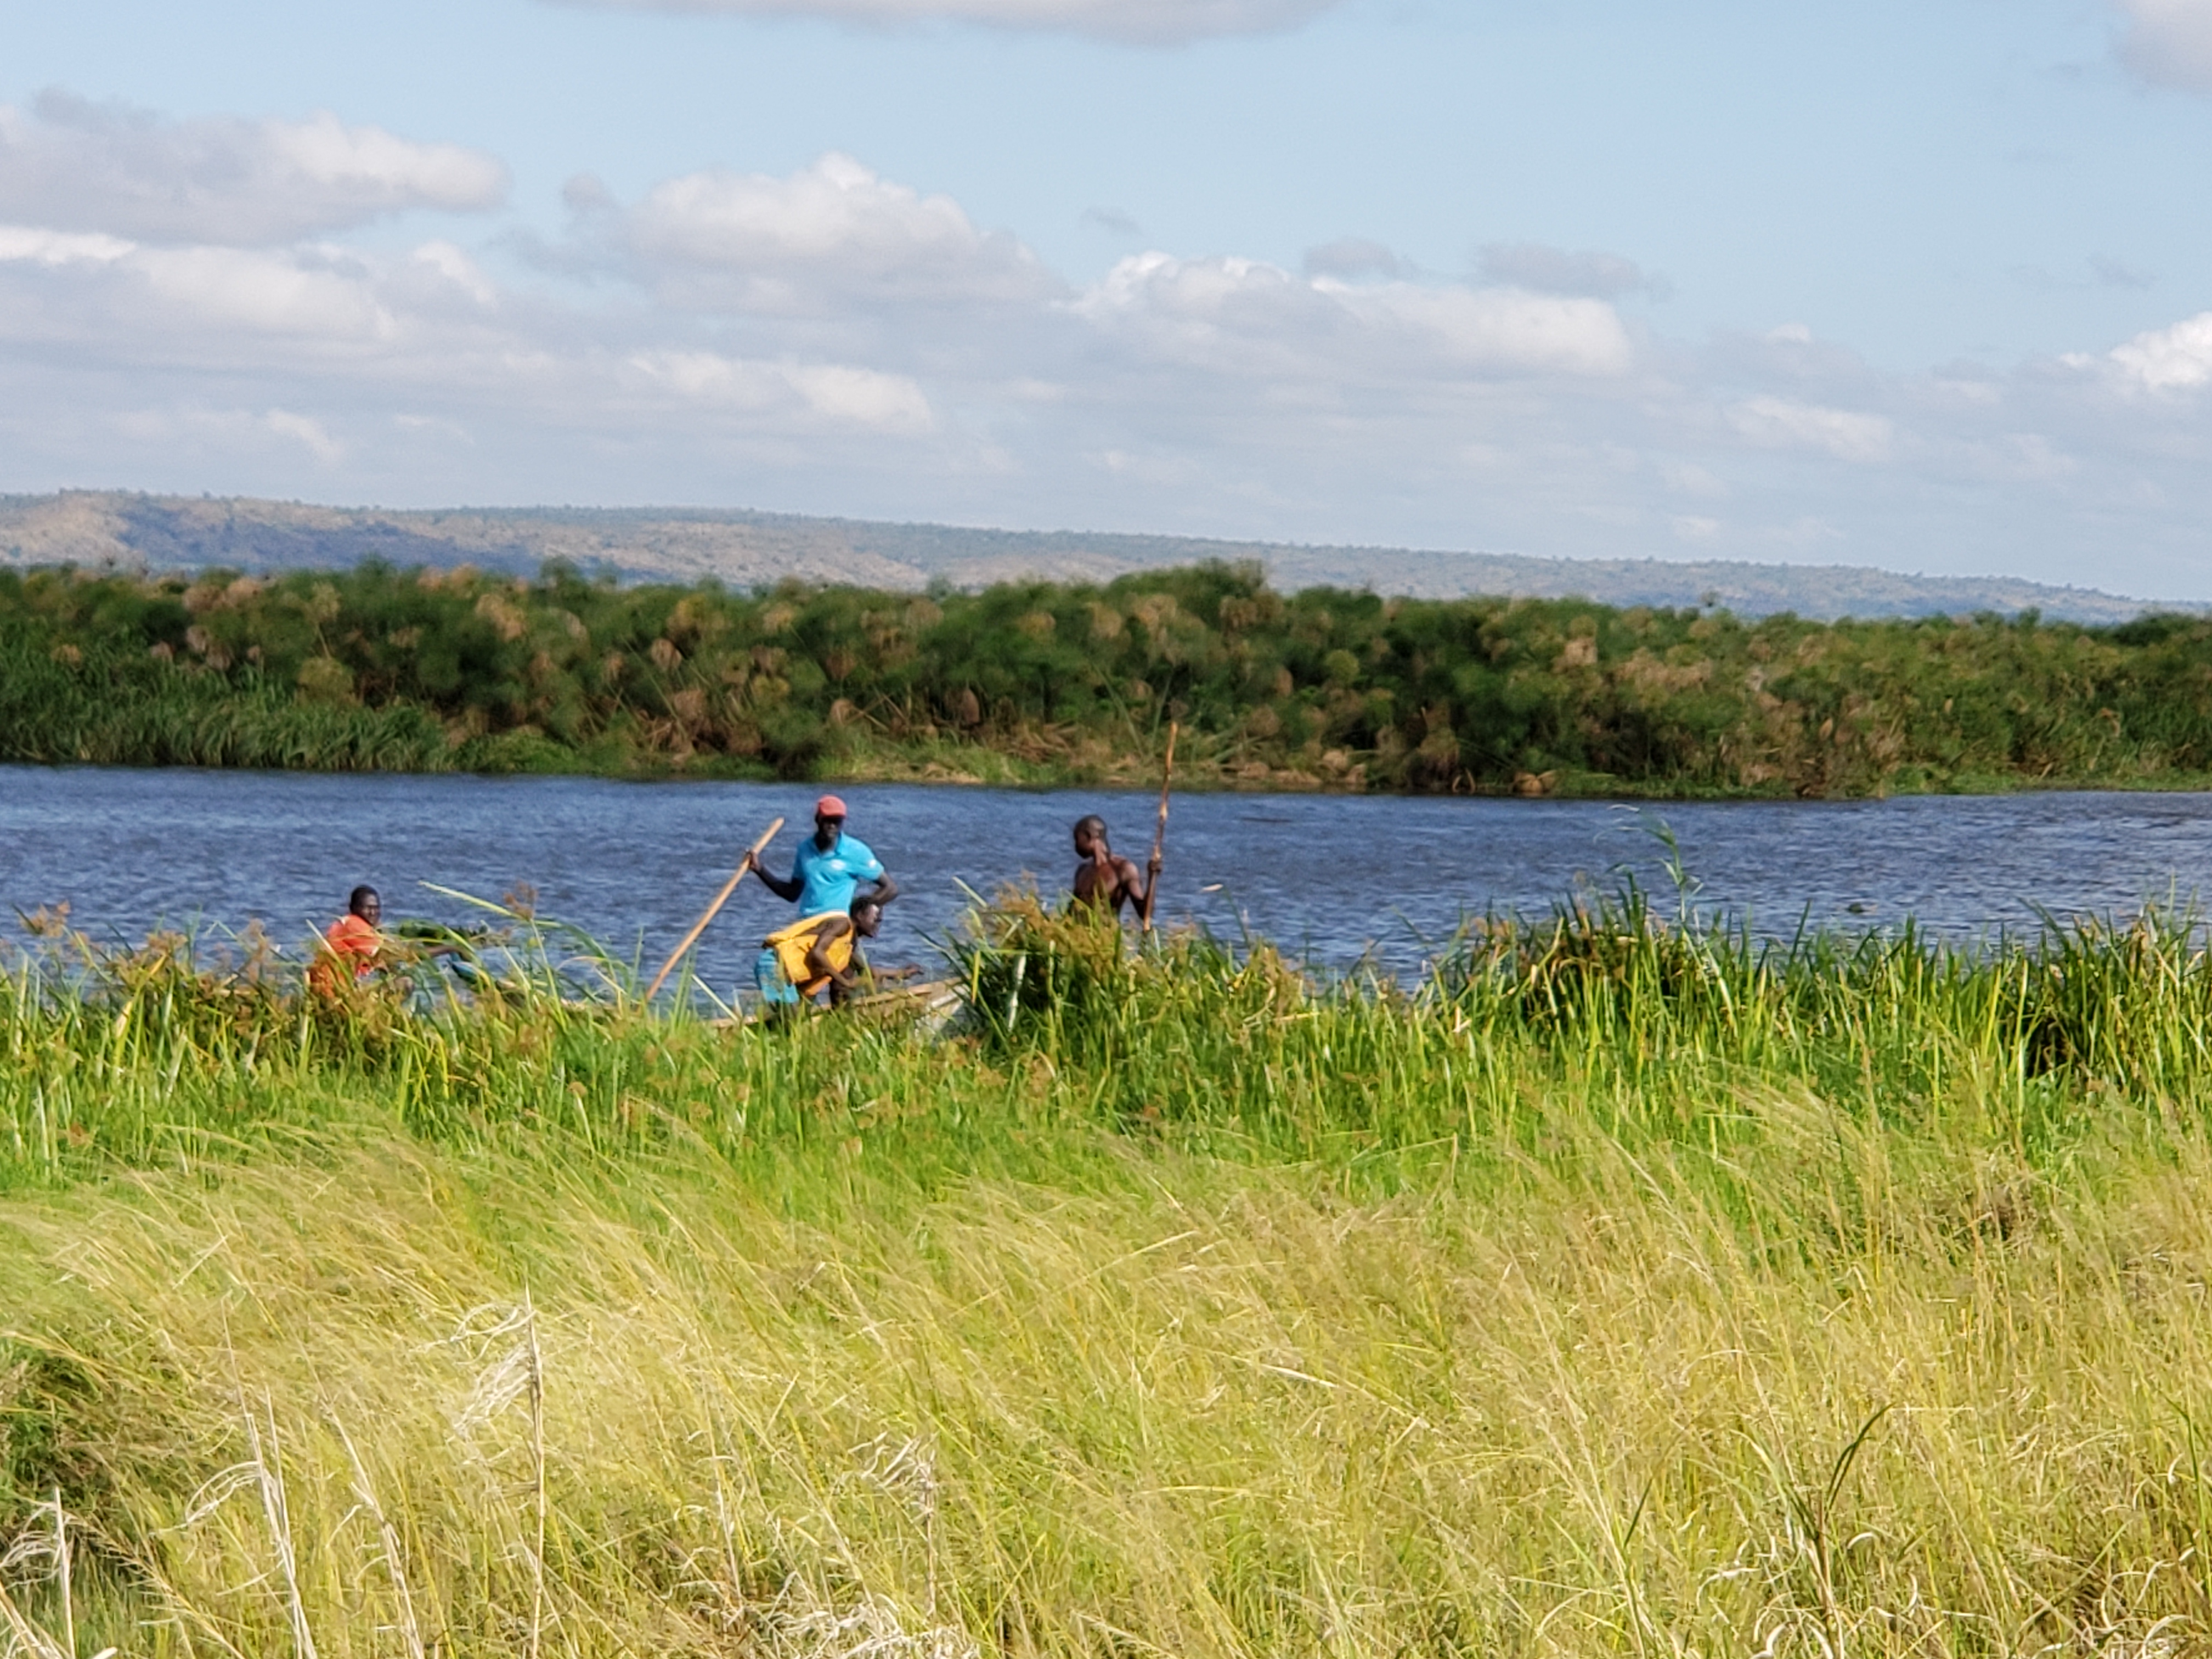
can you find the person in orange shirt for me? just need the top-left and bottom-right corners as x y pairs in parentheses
(311, 885), (386, 995)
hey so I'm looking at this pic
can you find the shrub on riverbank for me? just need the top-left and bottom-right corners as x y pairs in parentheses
(7, 900), (2212, 1655)
(6, 560), (2212, 793)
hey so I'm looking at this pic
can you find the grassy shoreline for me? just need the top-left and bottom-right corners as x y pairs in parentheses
(14, 558), (2212, 799)
(19, 705), (2212, 800)
(22, 737), (2212, 802)
(8, 898), (2212, 1653)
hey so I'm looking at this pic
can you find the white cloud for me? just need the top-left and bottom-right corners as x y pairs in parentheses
(393, 413), (476, 445)
(555, 0), (1338, 46)
(140, 249), (400, 341)
(266, 410), (342, 460)
(2113, 0), (2212, 89)
(0, 92), (507, 245)
(114, 405), (344, 463)
(0, 232), (400, 346)
(620, 152), (1058, 311)
(2107, 310), (2212, 390)
(1987, 433), (2078, 482)
(405, 241), (500, 309)
(626, 349), (934, 430)
(1662, 462), (1730, 499)
(0, 225), (132, 266)
(1353, 281), (1634, 376)
(0, 216), (922, 447)
(0, 232), (407, 349)
(1773, 517), (1848, 551)
(1729, 396), (1894, 464)
(1076, 252), (1635, 381)
(1093, 447), (1204, 484)
(10, 122), (2212, 597)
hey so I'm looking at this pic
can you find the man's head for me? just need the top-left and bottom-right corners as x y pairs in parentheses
(815, 793), (848, 847)
(850, 896), (883, 939)
(1073, 814), (1108, 857)
(348, 885), (381, 924)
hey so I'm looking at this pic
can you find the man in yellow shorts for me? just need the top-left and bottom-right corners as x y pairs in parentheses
(755, 896), (884, 1012)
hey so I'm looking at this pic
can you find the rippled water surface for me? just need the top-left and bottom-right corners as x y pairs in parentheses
(5, 765), (2212, 986)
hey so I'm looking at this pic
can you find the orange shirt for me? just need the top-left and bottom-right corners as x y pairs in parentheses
(311, 913), (382, 994)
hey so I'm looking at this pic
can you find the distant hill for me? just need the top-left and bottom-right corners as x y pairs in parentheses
(0, 489), (2180, 623)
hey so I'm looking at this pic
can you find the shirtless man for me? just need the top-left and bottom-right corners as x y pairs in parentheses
(1070, 815), (1160, 925)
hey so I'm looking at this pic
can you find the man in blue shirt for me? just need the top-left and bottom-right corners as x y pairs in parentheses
(747, 794), (899, 918)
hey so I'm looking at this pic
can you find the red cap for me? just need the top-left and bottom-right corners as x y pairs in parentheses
(815, 793), (849, 819)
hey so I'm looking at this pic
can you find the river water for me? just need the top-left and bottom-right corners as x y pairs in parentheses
(4, 765), (2211, 989)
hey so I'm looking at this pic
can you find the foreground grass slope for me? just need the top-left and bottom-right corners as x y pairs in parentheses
(7, 904), (2212, 1655)
(8, 559), (2212, 794)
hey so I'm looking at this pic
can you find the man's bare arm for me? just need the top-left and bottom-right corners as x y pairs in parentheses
(1110, 855), (1145, 907)
(804, 916), (858, 990)
(744, 851), (803, 903)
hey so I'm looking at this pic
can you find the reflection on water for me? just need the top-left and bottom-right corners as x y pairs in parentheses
(4, 765), (2212, 988)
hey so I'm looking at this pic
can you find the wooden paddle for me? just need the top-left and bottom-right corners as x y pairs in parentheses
(644, 817), (784, 1001)
(1142, 721), (1177, 934)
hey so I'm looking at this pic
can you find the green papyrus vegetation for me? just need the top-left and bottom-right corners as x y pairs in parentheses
(8, 895), (2212, 1654)
(5, 557), (2212, 793)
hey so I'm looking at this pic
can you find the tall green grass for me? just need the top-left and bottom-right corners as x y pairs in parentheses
(13, 890), (2208, 1184)
(8, 899), (2212, 1654)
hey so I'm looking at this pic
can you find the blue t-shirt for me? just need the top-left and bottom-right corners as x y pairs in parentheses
(788, 832), (884, 916)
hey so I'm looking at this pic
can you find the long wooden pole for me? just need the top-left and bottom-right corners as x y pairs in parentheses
(645, 817), (783, 1001)
(1143, 722), (1176, 935)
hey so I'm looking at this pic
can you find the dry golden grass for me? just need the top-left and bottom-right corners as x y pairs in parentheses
(13, 897), (2212, 1654)
(8, 1076), (2212, 1658)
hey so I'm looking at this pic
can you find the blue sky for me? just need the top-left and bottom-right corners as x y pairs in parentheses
(4, 0), (2212, 595)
